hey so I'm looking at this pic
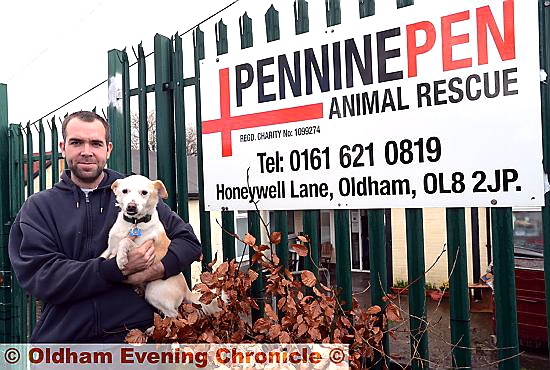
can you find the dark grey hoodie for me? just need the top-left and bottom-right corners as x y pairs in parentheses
(8, 168), (201, 342)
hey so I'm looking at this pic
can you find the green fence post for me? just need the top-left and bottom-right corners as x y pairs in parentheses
(107, 49), (129, 174)
(38, 120), (46, 191)
(334, 210), (352, 311)
(154, 34), (177, 210)
(25, 123), (34, 197)
(368, 209), (389, 368)
(137, 43), (150, 178)
(359, 0), (375, 18)
(240, 12), (253, 49)
(8, 122), (28, 344)
(538, 0), (550, 359)
(215, 18), (235, 262)
(397, 0), (414, 9)
(491, 208), (519, 370)
(446, 208), (471, 369)
(222, 211), (236, 261)
(272, 210), (289, 315)
(294, 0), (309, 35)
(265, 5), (280, 42)
(193, 27), (213, 270)
(173, 34), (192, 286)
(248, 211), (264, 322)
(173, 34), (189, 221)
(51, 117), (60, 186)
(405, 208), (429, 369)
(303, 210), (320, 277)
(326, 0), (341, 27)
(0, 84), (13, 342)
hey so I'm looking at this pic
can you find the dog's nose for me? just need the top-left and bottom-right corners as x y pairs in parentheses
(126, 204), (138, 214)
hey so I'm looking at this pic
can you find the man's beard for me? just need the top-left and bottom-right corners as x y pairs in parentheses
(67, 160), (105, 185)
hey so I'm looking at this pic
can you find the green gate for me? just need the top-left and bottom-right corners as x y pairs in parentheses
(0, 1), (549, 369)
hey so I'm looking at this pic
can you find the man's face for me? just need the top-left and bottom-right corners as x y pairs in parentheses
(60, 118), (113, 188)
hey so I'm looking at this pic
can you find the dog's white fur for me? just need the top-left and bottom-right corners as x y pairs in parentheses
(100, 175), (219, 317)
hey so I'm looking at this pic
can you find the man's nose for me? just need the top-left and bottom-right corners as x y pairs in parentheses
(81, 143), (92, 156)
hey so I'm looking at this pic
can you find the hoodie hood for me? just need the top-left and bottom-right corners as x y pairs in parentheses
(56, 169), (125, 210)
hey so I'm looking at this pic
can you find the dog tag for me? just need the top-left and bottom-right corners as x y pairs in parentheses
(129, 227), (142, 237)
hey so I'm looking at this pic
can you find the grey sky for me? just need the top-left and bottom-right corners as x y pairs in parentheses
(0, 0), (236, 124)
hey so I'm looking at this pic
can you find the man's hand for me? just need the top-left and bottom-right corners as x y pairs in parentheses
(123, 262), (165, 285)
(121, 239), (155, 276)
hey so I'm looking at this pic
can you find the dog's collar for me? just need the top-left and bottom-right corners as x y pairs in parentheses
(123, 214), (152, 225)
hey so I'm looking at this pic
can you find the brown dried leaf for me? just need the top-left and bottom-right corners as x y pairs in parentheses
(199, 291), (216, 305)
(272, 252), (280, 266)
(340, 316), (352, 328)
(283, 268), (295, 281)
(279, 331), (291, 343)
(253, 318), (271, 333)
(217, 261), (229, 275)
(194, 283), (211, 294)
(297, 323), (308, 337)
(268, 324), (282, 339)
(277, 297), (287, 310)
(366, 305), (382, 315)
(297, 235), (309, 243)
(383, 294), (396, 302)
(125, 329), (147, 344)
(301, 270), (317, 288)
(386, 303), (401, 322)
(253, 244), (270, 252)
(200, 272), (216, 286)
(291, 243), (309, 257)
(270, 232), (282, 245)
(187, 310), (199, 325)
(251, 251), (264, 264)
(248, 269), (259, 282)
(308, 326), (321, 341)
(243, 233), (256, 246)
(265, 302), (278, 321)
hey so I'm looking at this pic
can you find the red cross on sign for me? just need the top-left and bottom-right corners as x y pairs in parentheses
(202, 68), (324, 157)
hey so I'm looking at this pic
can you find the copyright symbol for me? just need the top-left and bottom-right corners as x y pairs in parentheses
(329, 348), (345, 364)
(4, 348), (20, 364)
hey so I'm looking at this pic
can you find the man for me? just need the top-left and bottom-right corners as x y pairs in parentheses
(8, 111), (202, 342)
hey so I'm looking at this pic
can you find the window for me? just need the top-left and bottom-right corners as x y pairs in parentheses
(235, 210), (249, 261)
(512, 208), (543, 258)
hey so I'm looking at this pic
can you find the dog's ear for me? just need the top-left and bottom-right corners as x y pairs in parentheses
(153, 180), (169, 199)
(111, 180), (120, 193)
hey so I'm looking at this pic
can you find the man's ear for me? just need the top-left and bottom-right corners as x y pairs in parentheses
(106, 142), (113, 160)
(111, 179), (120, 193)
(59, 141), (65, 156)
(153, 180), (168, 199)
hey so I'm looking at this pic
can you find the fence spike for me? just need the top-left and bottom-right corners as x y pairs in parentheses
(131, 45), (138, 60)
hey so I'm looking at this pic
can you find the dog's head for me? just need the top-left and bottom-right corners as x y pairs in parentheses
(111, 175), (168, 218)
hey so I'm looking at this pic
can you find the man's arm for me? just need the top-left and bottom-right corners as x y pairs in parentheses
(8, 200), (125, 305)
(155, 201), (202, 278)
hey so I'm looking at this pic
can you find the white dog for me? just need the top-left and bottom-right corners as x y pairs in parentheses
(100, 175), (219, 317)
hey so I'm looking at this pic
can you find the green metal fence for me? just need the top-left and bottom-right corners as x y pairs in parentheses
(0, 1), (549, 369)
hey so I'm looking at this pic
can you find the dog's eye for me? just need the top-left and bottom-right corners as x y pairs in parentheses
(122, 189), (128, 194)
(141, 190), (148, 196)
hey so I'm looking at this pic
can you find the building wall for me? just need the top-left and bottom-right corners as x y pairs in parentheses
(391, 208), (489, 286)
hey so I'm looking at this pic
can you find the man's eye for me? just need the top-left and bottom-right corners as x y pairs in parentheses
(122, 189), (128, 194)
(141, 190), (148, 196)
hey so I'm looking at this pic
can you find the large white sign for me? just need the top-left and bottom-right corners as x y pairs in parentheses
(200, 0), (544, 211)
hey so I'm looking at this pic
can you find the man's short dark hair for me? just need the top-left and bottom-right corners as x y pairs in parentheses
(62, 111), (110, 143)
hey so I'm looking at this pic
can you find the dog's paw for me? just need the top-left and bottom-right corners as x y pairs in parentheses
(116, 253), (129, 270)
